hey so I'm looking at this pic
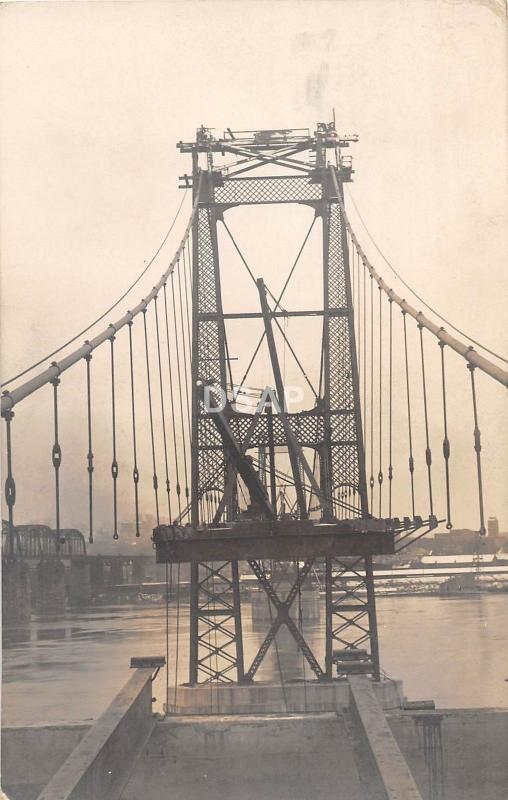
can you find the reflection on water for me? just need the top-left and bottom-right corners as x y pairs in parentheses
(2, 594), (507, 726)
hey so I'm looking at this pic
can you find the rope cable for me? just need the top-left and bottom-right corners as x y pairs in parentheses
(176, 261), (193, 450)
(369, 275), (374, 511)
(378, 288), (383, 518)
(230, 216), (315, 399)
(439, 343), (453, 529)
(109, 336), (119, 539)
(418, 325), (434, 517)
(142, 308), (160, 526)
(154, 296), (172, 522)
(84, 354), (94, 544)
(170, 270), (190, 507)
(165, 560), (171, 715)
(161, 279), (183, 705)
(182, 244), (193, 349)
(388, 300), (394, 518)
(402, 312), (416, 517)
(127, 322), (141, 536)
(296, 560), (308, 712)
(363, 258), (367, 469)
(162, 283), (181, 518)
(3, 412), (16, 558)
(273, 217), (316, 310)
(273, 315), (317, 397)
(468, 366), (487, 535)
(173, 559), (181, 707)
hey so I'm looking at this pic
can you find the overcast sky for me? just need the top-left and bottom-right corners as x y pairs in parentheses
(1, 0), (506, 538)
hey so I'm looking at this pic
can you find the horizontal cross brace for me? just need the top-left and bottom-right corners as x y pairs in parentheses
(198, 309), (348, 321)
(197, 609), (234, 617)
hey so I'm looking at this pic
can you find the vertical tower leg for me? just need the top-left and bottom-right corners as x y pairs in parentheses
(189, 171), (244, 684)
(322, 165), (379, 679)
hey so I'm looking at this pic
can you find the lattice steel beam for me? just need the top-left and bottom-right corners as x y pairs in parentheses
(189, 168), (244, 685)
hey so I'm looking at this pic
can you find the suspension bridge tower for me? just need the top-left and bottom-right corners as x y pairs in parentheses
(154, 122), (398, 686)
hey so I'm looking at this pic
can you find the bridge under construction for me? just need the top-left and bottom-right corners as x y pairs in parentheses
(2, 122), (507, 800)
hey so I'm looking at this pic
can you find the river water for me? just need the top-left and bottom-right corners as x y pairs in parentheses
(2, 593), (507, 726)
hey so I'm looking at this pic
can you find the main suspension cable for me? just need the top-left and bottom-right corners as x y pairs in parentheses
(344, 187), (508, 365)
(329, 168), (507, 388)
(2, 191), (189, 387)
(50, 376), (62, 553)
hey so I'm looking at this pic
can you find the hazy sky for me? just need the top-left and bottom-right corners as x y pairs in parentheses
(1, 0), (506, 538)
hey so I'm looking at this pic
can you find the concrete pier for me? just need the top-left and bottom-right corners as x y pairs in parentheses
(166, 678), (403, 715)
(34, 559), (66, 614)
(67, 559), (92, 607)
(2, 558), (31, 624)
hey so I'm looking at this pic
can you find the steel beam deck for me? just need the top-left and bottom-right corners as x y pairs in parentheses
(153, 521), (395, 563)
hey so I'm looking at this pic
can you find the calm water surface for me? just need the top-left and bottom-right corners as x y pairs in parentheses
(2, 593), (507, 726)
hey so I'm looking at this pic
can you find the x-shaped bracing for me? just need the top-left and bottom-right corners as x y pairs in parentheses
(245, 558), (325, 681)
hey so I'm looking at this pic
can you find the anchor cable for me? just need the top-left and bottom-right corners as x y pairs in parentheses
(109, 336), (119, 539)
(84, 354), (94, 543)
(154, 296), (172, 522)
(127, 322), (141, 536)
(468, 365), (487, 535)
(418, 325), (434, 517)
(402, 312), (416, 517)
(439, 343), (453, 529)
(142, 308), (160, 526)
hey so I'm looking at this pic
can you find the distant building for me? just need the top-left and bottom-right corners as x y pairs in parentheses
(431, 526), (508, 556)
(487, 516), (500, 537)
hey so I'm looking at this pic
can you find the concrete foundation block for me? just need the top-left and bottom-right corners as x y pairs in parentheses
(68, 558), (91, 606)
(167, 679), (404, 716)
(34, 559), (66, 614)
(2, 558), (31, 624)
